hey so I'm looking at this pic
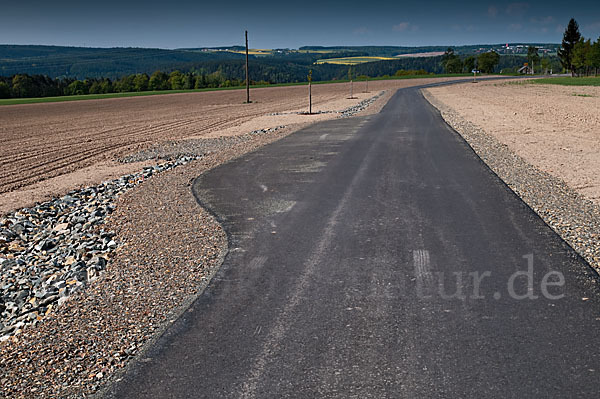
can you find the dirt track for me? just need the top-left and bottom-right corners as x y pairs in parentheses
(0, 77), (473, 214)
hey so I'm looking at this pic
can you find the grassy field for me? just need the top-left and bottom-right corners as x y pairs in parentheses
(0, 87), (252, 106)
(532, 76), (600, 86)
(315, 56), (397, 65)
(0, 74), (472, 106)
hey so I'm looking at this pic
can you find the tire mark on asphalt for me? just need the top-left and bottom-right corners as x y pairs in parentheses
(238, 131), (375, 399)
(413, 249), (433, 296)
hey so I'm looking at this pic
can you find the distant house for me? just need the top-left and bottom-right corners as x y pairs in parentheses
(518, 65), (533, 74)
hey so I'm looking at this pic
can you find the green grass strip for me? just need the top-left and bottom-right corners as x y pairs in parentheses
(531, 76), (600, 86)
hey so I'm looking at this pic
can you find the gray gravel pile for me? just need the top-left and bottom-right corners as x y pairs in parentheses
(339, 91), (384, 118)
(0, 157), (199, 342)
(423, 90), (600, 273)
(119, 126), (286, 163)
(268, 91), (384, 118)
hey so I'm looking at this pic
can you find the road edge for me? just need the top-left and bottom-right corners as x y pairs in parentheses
(422, 88), (600, 276)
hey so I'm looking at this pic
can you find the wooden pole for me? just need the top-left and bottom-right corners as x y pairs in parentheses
(245, 30), (250, 103)
(307, 70), (312, 114)
(309, 81), (312, 114)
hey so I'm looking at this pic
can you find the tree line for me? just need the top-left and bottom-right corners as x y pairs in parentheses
(0, 53), (550, 99)
(0, 70), (256, 98)
(440, 47), (563, 74)
(441, 48), (501, 73)
(0, 60), (440, 99)
(558, 18), (600, 76)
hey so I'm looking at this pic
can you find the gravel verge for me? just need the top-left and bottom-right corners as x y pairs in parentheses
(118, 126), (286, 163)
(0, 158), (202, 343)
(0, 91), (387, 398)
(422, 89), (600, 274)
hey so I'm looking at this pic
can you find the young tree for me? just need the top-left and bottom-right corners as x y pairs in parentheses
(99, 79), (113, 93)
(348, 66), (356, 98)
(558, 18), (582, 76)
(441, 48), (456, 64)
(463, 56), (476, 73)
(194, 74), (207, 89)
(572, 39), (592, 76)
(184, 73), (194, 90)
(477, 51), (500, 73)
(0, 81), (10, 98)
(121, 75), (136, 92)
(11, 74), (36, 97)
(133, 73), (149, 91)
(442, 47), (462, 73)
(168, 71), (185, 90)
(527, 46), (540, 74)
(89, 81), (102, 94)
(445, 57), (463, 73)
(207, 71), (225, 87)
(149, 71), (169, 90)
(540, 57), (551, 74)
(66, 80), (88, 96)
(590, 38), (600, 76)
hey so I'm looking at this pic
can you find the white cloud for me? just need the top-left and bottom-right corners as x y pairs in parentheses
(508, 23), (523, 32)
(353, 27), (370, 35)
(530, 16), (554, 25)
(585, 21), (600, 31)
(506, 3), (530, 17)
(488, 5), (498, 18)
(392, 22), (411, 32)
(452, 24), (478, 32)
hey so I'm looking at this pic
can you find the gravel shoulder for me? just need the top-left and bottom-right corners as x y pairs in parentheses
(423, 86), (600, 274)
(0, 89), (392, 398)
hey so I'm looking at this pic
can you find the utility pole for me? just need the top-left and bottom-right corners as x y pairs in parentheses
(245, 30), (250, 103)
(307, 70), (312, 114)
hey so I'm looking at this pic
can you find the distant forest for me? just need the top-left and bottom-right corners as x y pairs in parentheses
(0, 44), (562, 99)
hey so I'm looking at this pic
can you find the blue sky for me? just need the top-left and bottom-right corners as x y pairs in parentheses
(1, 1), (599, 48)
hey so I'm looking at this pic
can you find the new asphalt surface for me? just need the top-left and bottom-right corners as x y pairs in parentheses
(106, 85), (600, 398)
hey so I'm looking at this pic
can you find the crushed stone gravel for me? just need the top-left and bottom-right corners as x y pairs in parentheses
(423, 89), (600, 274)
(0, 158), (201, 343)
(119, 126), (286, 163)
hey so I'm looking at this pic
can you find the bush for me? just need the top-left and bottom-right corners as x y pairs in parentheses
(0, 82), (10, 98)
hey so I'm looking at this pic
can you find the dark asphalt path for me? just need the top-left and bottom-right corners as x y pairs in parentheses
(106, 87), (600, 398)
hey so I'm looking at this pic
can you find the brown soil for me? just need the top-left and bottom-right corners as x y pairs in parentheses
(0, 77), (473, 215)
(425, 81), (600, 204)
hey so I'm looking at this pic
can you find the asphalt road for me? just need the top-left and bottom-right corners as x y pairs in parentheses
(106, 86), (600, 398)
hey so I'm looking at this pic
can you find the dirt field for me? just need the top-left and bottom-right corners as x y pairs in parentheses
(0, 77), (472, 215)
(426, 81), (600, 204)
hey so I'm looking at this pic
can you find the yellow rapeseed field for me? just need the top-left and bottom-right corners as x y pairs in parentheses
(315, 56), (397, 65)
